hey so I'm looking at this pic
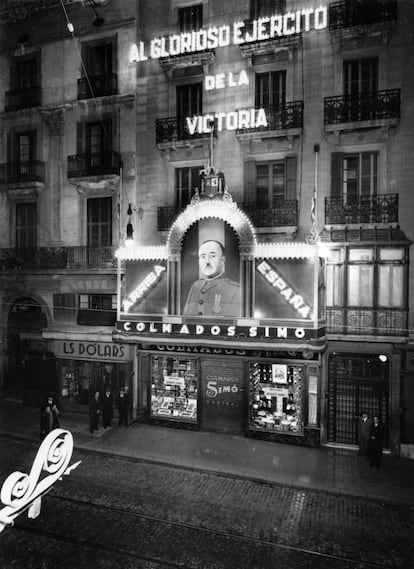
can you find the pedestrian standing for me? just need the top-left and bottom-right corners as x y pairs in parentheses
(367, 416), (384, 469)
(101, 387), (114, 428)
(40, 394), (60, 440)
(89, 390), (101, 434)
(357, 411), (372, 457)
(117, 388), (129, 426)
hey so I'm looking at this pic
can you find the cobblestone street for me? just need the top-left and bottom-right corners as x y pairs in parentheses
(1, 438), (413, 568)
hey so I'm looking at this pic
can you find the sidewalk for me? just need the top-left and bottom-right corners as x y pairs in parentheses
(1, 399), (414, 506)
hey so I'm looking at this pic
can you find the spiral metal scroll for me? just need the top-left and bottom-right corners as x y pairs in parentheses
(0, 429), (80, 533)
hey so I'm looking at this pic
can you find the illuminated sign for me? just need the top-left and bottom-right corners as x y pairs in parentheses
(123, 264), (166, 312)
(52, 340), (129, 362)
(187, 108), (267, 134)
(129, 7), (328, 63)
(205, 71), (249, 91)
(257, 260), (312, 319)
(118, 320), (314, 341)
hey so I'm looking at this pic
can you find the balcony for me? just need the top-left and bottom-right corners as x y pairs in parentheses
(236, 103), (303, 141)
(5, 86), (41, 112)
(324, 90), (400, 127)
(239, 200), (298, 228)
(0, 246), (117, 271)
(0, 161), (45, 184)
(77, 73), (118, 100)
(326, 307), (407, 337)
(325, 194), (398, 225)
(329, 0), (397, 30)
(67, 151), (121, 178)
(156, 116), (215, 145)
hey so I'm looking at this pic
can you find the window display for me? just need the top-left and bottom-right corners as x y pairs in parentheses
(249, 362), (304, 434)
(151, 356), (198, 422)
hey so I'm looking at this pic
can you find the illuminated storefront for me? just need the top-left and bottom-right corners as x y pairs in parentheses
(114, 169), (326, 446)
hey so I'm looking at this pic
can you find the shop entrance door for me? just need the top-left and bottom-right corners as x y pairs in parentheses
(327, 353), (389, 446)
(201, 358), (244, 433)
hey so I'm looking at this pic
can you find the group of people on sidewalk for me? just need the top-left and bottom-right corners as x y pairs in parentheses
(88, 387), (129, 434)
(39, 387), (129, 439)
(357, 411), (385, 469)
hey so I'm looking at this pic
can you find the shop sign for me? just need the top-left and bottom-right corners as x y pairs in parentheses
(118, 321), (319, 341)
(52, 340), (130, 362)
(129, 7), (327, 63)
(206, 374), (241, 407)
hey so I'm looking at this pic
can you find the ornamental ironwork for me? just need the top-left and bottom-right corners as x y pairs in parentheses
(5, 86), (42, 112)
(67, 151), (121, 177)
(239, 200), (298, 227)
(156, 116), (215, 144)
(324, 89), (400, 125)
(325, 194), (398, 225)
(0, 246), (116, 270)
(326, 307), (407, 336)
(0, 161), (45, 184)
(77, 73), (118, 100)
(329, 0), (397, 30)
(236, 102), (303, 134)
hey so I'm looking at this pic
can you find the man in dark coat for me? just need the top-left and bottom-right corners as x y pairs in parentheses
(367, 416), (385, 469)
(357, 411), (372, 457)
(89, 391), (101, 434)
(101, 387), (114, 428)
(117, 388), (129, 426)
(183, 240), (240, 317)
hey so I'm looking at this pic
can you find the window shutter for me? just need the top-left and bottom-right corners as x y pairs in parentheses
(331, 153), (343, 197)
(244, 160), (256, 202)
(76, 122), (84, 154)
(285, 156), (297, 200)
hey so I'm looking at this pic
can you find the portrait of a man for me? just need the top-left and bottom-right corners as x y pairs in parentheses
(183, 239), (240, 317)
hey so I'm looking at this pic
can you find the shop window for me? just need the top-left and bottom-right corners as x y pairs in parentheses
(178, 4), (203, 32)
(16, 202), (37, 248)
(250, 0), (285, 19)
(255, 70), (286, 110)
(150, 356), (198, 422)
(53, 293), (76, 323)
(326, 246), (406, 309)
(249, 362), (304, 434)
(87, 197), (112, 247)
(175, 166), (202, 208)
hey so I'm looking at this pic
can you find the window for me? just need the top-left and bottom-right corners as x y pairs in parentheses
(53, 294), (76, 323)
(244, 157), (297, 208)
(178, 4), (203, 32)
(176, 83), (202, 118)
(12, 55), (39, 90)
(77, 119), (113, 156)
(77, 294), (116, 326)
(255, 70), (286, 109)
(344, 58), (378, 96)
(175, 166), (202, 208)
(15, 131), (36, 175)
(16, 203), (36, 248)
(79, 294), (116, 311)
(80, 39), (117, 98)
(326, 246), (406, 309)
(250, 0), (285, 19)
(331, 152), (378, 199)
(87, 197), (112, 247)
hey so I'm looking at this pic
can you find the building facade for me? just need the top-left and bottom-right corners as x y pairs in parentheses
(1, 0), (413, 456)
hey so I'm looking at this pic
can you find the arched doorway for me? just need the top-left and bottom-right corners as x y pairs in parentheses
(5, 297), (51, 405)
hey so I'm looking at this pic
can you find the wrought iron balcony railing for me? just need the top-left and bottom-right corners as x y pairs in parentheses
(239, 200), (298, 227)
(67, 151), (121, 178)
(329, 0), (397, 30)
(156, 116), (215, 144)
(236, 103), (303, 134)
(325, 194), (398, 225)
(0, 246), (117, 270)
(5, 86), (41, 112)
(326, 307), (407, 337)
(324, 89), (400, 125)
(77, 73), (118, 100)
(0, 161), (45, 184)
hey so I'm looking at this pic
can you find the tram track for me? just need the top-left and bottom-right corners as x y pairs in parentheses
(9, 492), (400, 569)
